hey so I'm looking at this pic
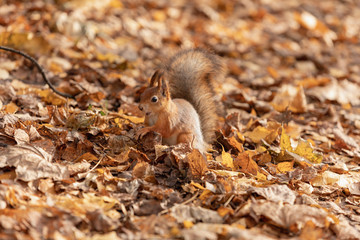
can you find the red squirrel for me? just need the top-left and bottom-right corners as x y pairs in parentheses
(137, 49), (225, 153)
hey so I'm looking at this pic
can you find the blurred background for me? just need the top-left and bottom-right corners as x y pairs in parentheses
(0, 0), (359, 111)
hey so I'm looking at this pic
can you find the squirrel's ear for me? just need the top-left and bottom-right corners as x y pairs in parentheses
(150, 70), (160, 87)
(157, 72), (162, 89)
(159, 76), (170, 99)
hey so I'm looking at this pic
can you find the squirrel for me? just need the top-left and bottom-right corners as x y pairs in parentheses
(137, 48), (225, 153)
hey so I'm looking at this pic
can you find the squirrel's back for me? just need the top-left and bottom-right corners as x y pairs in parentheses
(162, 49), (225, 143)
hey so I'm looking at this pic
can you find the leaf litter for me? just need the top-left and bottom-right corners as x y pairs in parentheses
(0, 0), (360, 239)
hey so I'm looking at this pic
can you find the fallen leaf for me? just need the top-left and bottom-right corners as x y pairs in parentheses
(307, 79), (360, 106)
(0, 144), (69, 181)
(216, 148), (235, 170)
(271, 85), (307, 113)
(250, 200), (333, 229)
(234, 151), (258, 175)
(299, 220), (324, 240)
(276, 161), (294, 174)
(250, 184), (296, 204)
(171, 205), (223, 224)
(4, 102), (18, 114)
(348, 182), (360, 195)
(280, 128), (322, 163)
(187, 149), (208, 179)
(13, 129), (30, 145)
(244, 125), (278, 144)
(293, 139), (323, 164)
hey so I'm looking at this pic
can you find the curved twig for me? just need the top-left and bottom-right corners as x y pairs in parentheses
(0, 46), (74, 99)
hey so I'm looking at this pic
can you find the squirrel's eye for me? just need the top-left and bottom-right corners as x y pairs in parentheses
(151, 96), (158, 103)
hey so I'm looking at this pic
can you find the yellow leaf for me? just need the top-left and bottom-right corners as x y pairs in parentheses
(153, 10), (167, 22)
(171, 227), (180, 236)
(276, 161), (294, 173)
(256, 171), (267, 181)
(221, 150), (235, 170)
(118, 110), (144, 124)
(96, 52), (125, 64)
(342, 103), (351, 110)
(280, 127), (293, 151)
(109, 0), (123, 8)
(114, 118), (123, 128)
(37, 89), (67, 106)
(183, 220), (194, 229)
(199, 189), (213, 201)
(236, 131), (245, 142)
(280, 127), (322, 164)
(294, 139), (323, 163)
(244, 126), (271, 144)
(0, 32), (51, 55)
(190, 181), (205, 190)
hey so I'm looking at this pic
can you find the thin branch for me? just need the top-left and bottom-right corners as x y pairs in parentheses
(0, 46), (74, 99)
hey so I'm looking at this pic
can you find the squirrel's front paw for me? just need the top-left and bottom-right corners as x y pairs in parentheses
(136, 127), (151, 139)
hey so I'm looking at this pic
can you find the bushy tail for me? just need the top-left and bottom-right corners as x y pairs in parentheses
(163, 48), (225, 143)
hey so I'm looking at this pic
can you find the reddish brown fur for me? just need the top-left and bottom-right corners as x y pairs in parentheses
(162, 48), (225, 142)
(138, 49), (225, 152)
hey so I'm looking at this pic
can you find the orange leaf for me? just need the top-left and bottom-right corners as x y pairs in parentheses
(234, 151), (258, 175)
(4, 102), (18, 114)
(217, 206), (234, 217)
(76, 152), (98, 162)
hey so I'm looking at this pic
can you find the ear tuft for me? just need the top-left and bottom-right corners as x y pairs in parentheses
(160, 75), (170, 99)
(150, 70), (160, 87)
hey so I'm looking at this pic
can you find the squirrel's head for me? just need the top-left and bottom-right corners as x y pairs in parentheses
(139, 70), (170, 116)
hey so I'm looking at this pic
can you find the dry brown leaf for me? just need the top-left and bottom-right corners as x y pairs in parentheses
(187, 149), (208, 179)
(37, 178), (55, 194)
(67, 160), (91, 175)
(250, 184), (296, 204)
(0, 144), (69, 181)
(271, 85), (307, 113)
(250, 200), (333, 229)
(234, 151), (258, 175)
(308, 79), (360, 106)
(171, 205), (223, 224)
(13, 129), (30, 145)
(348, 182), (360, 195)
(243, 124), (279, 144)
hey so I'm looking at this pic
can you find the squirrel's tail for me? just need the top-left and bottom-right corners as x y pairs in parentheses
(164, 48), (226, 143)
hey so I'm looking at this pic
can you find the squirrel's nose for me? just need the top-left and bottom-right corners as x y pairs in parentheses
(138, 105), (143, 111)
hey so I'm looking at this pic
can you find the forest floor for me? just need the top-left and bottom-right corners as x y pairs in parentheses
(0, 0), (360, 239)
